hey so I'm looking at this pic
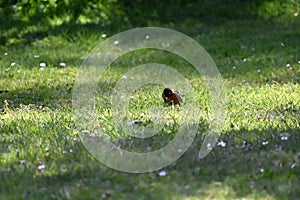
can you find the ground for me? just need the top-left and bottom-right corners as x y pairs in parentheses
(0, 1), (300, 199)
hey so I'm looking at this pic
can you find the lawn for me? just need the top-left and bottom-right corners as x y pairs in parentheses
(0, 0), (300, 199)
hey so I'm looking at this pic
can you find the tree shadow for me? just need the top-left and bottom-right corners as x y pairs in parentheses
(1, 0), (298, 46)
(1, 126), (300, 199)
(1, 0), (299, 87)
(175, 127), (300, 199)
(0, 81), (73, 110)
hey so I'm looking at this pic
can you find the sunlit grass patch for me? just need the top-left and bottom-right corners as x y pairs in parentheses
(227, 82), (300, 131)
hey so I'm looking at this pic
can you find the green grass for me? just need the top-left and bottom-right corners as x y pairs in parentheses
(1, 0), (300, 199)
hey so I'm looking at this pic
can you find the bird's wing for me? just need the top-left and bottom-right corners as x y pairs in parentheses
(172, 89), (183, 103)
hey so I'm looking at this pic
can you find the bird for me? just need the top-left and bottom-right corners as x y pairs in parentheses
(162, 88), (182, 105)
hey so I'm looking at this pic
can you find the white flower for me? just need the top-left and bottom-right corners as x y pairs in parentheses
(281, 136), (288, 141)
(217, 141), (226, 147)
(59, 62), (67, 67)
(39, 62), (46, 67)
(159, 170), (167, 177)
(38, 164), (46, 171)
(259, 168), (264, 173)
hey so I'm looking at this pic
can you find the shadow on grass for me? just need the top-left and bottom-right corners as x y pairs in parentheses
(0, 82), (73, 110)
(1, 0), (298, 46)
(1, 125), (300, 199)
(0, 1), (299, 87)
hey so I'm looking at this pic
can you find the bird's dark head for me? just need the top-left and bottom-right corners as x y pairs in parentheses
(163, 88), (173, 97)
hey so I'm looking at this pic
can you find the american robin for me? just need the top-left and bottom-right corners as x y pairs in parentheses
(162, 88), (182, 105)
